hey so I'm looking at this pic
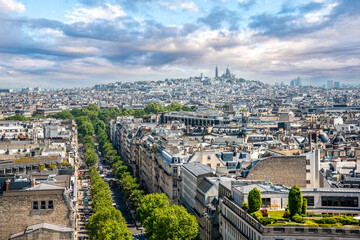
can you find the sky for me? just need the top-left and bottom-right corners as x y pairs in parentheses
(0, 0), (359, 88)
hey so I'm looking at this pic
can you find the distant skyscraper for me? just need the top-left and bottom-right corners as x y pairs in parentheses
(290, 79), (295, 87)
(215, 65), (218, 78)
(327, 80), (334, 89)
(334, 81), (340, 88)
(295, 76), (302, 86)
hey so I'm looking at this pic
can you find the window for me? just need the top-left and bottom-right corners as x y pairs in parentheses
(173, 179), (177, 188)
(306, 160), (310, 165)
(306, 180), (311, 184)
(303, 196), (314, 206)
(262, 198), (271, 208)
(217, 163), (220, 166)
(173, 190), (177, 198)
(173, 167), (178, 174)
(306, 169), (311, 173)
(48, 200), (54, 209)
(207, 155), (211, 160)
(33, 201), (38, 210)
(41, 201), (46, 209)
(321, 196), (358, 207)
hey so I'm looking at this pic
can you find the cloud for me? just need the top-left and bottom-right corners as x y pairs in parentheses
(249, 1), (354, 38)
(198, 7), (241, 30)
(0, 0), (25, 14)
(238, 0), (256, 10)
(159, 1), (199, 12)
(1, 0), (360, 87)
(65, 3), (126, 23)
(180, 2), (199, 12)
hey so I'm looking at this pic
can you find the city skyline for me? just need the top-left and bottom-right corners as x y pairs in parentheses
(0, 0), (360, 88)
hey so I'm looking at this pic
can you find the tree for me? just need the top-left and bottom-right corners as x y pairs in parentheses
(83, 135), (95, 147)
(143, 205), (198, 240)
(134, 109), (146, 118)
(87, 207), (132, 240)
(79, 121), (95, 137)
(288, 185), (303, 217)
(302, 197), (307, 215)
(95, 121), (106, 134)
(2, 115), (29, 121)
(52, 110), (74, 119)
(87, 103), (100, 112)
(128, 189), (144, 209)
(242, 201), (249, 211)
(136, 193), (170, 223)
(248, 187), (262, 213)
(144, 103), (164, 114)
(165, 103), (183, 112)
(85, 149), (98, 166)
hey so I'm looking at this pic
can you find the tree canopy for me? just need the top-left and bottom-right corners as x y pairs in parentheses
(143, 205), (198, 240)
(248, 187), (262, 213)
(136, 193), (170, 223)
(288, 185), (303, 217)
(144, 102), (165, 114)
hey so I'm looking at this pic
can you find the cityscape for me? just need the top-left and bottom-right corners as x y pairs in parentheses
(1, 0), (360, 240)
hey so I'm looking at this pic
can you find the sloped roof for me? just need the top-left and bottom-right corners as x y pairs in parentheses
(10, 222), (73, 239)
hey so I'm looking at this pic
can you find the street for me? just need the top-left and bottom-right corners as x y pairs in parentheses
(98, 154), (146, 239)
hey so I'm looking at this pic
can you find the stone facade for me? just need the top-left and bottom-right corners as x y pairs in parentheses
(0, 189), (73, 240)
(247, 156), (307, 187)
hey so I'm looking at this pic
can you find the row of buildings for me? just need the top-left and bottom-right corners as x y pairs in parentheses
(0, 119), (78, 240)
(110, 110), (360, 239)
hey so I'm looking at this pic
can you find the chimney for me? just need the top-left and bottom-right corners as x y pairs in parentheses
(31, 178), (36, 187)
(186, 125), (190, 134)
(6, 179), (10, 191)
(184, 149), (188, 155)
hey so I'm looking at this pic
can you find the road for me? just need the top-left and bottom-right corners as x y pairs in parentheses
(98, 155), (145, 239)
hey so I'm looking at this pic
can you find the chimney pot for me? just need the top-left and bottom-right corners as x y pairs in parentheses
(6, 179), (10, 191)
(31, 178), (36, 187)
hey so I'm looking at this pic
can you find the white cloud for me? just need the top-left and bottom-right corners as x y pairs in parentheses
(304, 2), (338, 23)
(66, 3), (126, 23)
(180, 2), (199, 12)
(0, 0), (25, 14)
(160, 1), (199, 12)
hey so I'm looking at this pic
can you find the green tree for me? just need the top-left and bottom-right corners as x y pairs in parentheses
(144, 103), (164, 114)
(87, 104), (100, 112)
(87, 207), (132, 240)
(79, 121), (95, 137)
(95, 121), (106, 134)
(128, 189), (144, 209)
(248, 187), (262, 213)
(85, 149), (98, 166)
(52, 110), (74, 119)
(165, 103), (183, 112)
(288, 185), (303, 217)
(302, 197), (307, 215)
(1, 115), (29, 121)
(242, 201), (249, 211)
(83, 135), (95, 148)
(134, 109), (146, 118)
(143, 205), (198, 240)
(136, 193), (170, 223)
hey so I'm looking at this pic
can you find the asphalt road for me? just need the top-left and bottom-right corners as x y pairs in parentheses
(98, 158), (145, 238)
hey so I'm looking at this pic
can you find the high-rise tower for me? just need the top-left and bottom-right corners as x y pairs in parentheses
(215, 65), (218, 78)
